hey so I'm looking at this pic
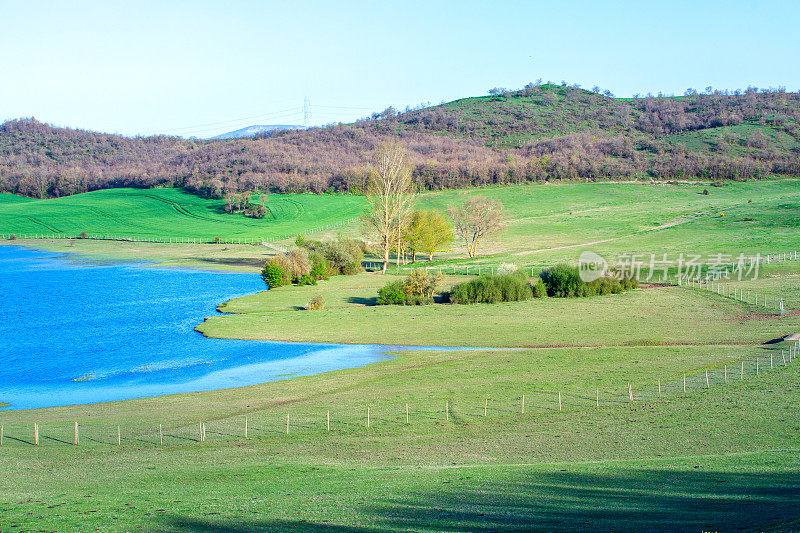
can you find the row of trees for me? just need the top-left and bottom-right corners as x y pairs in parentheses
(362, 142), (504, 270)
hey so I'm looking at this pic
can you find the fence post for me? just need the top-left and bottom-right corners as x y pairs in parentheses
(245, 417), (248, 439)
(74, 422), (79, 445)
(406, 403), (410, 424)
(118, 426), (121, 446)
(741, 361), (744, 380)
(34, 423), (38, 445)
(771, 354), (773, 370)
(367, 406), (371, 428)
(596, 387), (599, 406)
(445, 400), (449, 421)
(286, 413), (290, 435)
(159, 424), (163, 445)
(705, 370), (709, 388)
(757, 359), (759, 375)
(484, 399), (488, 416)
(783, 350), (787, 366)
(683, 373), (686, 392)
(327, 411), (330, 431)
(658, 379), (661, 397)
(628, 383), (633, 402)
(521, 394), (525, 414)
(558, 391), (562, 411)
(724, 365), (727, 383)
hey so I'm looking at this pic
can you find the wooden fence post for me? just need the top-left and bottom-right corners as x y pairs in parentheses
(658, 379), (662, 397)
(757, 359), (759, 375)
(118, 426), (121, 446)
(683, 373), (686, 392)
(771, 354), (773, 370)
(1, 424), (3, 446)
(74, 422), (79, 445)
(484, 398), (488, 417)
(705, 370), (709, 388)
(159, 424), (163, 445)
(783, 350), (787, 366)
(558, 391), (562, 411)
(406, 403), (410, 424)
(286, 413), (290, 435)
(445, 401), (449, 421)
(521, 394), (525, 414)
(724, 365), (727, 383)
(628, 383), (633, 402)
(367, 406), (371, 428)
(596, 387), (599, 407)
(245, 417), (248, 439)
(34, 423), (38, 445)
(741, 361), (744, 380)
(327, 411), (330, 431)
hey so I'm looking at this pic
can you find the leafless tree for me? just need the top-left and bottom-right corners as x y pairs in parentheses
(362, 141), (416, 272)
(448, 196), (503, 258)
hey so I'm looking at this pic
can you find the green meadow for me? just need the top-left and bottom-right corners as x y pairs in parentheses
(0, 187), (366, 240)
(2, 179), (800, 531)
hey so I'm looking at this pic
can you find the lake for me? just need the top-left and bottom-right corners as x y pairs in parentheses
(0, 246), (391, 410)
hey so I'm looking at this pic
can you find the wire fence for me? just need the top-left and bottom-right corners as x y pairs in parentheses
(3, 339), (797, 448)
(0, 217), (360, 247)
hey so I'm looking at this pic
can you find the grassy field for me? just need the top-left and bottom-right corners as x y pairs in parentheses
(0, 187), (366, 240)
(3, 179), (800, 531)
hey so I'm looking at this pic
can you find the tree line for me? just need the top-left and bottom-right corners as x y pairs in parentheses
(1, 84), (798, 199)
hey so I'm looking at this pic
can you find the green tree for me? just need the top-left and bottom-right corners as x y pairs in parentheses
(407, 210), (453, 262)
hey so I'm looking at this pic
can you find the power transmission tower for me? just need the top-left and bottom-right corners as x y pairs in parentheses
(303, 97), (311, 126)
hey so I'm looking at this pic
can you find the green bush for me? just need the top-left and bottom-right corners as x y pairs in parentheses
(377, 270), (441, 305)
(539, 264), (583, 297)
(449, 271), (533, 304)
(539, 265), (638, 297)
(531, 278), (547, 298)
(308, 251), (330, 281)
(260, 263), (290, 288)
(377, 280), (406, 305)
(297, 273), (317, 286)
(298, 237), (365, 276)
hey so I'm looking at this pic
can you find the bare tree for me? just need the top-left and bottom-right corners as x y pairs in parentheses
(448, 197), (504, 258)
(362, 141), (416, 272)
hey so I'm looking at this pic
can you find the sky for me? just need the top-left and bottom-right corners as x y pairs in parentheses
(1, 0), (798, 138)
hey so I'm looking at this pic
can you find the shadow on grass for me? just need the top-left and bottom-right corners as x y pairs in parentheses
(154, 468), (800, 532)
(346, 296), (377, 306)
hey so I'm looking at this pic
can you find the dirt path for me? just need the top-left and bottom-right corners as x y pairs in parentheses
(512, 216), (698, 256)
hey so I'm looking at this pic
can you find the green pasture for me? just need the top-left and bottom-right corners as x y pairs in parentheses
(3, 179), (800, 530)
(0, 187), (366, 240)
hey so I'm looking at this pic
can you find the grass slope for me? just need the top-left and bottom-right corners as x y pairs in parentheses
(0, 188), (365, 240)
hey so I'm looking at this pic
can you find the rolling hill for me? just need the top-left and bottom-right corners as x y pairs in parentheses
(1, 84), (798, 200)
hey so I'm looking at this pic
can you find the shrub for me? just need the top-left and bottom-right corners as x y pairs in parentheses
(531, 278), (547, 298)
(539, 264), (583, 297)
(377, 270), (441, 305)
(7, 234), (16, 240)
(260, 262), (289, 288)
(341, 261), (363, 276)
(79, 231), (88, 239)
(539, 264), (638, 297)
(213, 236), (221, 244)
(450, 271), (532, 304)
(297, 237), (365, 275)
(305, 295), (325, 310)
(308, 251), (330, 280)
(267, 248), (311, 283)
(497, 262), (518, 275)
(377, 280), (406, 305)
(297, 273), (317, 286)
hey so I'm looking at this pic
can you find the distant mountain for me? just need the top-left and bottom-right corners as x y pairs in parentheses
(211, 125), (305, 139)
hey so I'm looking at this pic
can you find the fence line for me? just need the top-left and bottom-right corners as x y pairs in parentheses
(0, 217), (360, 247)
(3, 339), (797, 448)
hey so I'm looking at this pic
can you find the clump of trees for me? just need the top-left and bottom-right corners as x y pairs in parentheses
(449, 196), (504, 257)
(223, 192), (268, 218)
(539, 264), (638, 297)
(377, 270), (442, 305)
(260, 237), (368, 289)
(448, 270), (546, 304)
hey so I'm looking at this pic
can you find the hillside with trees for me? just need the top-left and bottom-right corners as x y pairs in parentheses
(1, 83), (799, 199)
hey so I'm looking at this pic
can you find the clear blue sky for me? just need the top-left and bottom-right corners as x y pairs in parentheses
(1, 0), (798, 138)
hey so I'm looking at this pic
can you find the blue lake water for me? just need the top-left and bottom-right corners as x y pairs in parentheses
(0, 246), (393, 410)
